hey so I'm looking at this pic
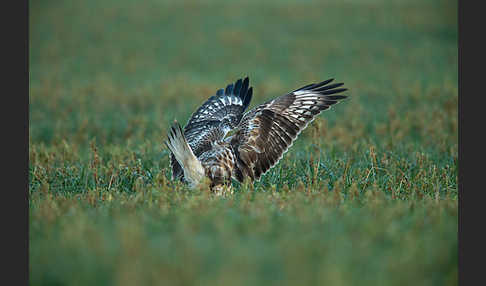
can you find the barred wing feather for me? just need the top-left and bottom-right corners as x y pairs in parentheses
(170, 77), (253, 180)
(229, 78), (348, 182)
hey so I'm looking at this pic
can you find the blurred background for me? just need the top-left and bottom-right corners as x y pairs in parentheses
(30, 0), (457, 148)
(29, 0), (457, 285)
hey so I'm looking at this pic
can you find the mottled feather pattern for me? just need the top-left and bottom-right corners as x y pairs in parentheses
(198, 143), (235, 187)
(230, 78), (348, 181)
(170, 77), (253, 180)
(167, 76), (347, 189)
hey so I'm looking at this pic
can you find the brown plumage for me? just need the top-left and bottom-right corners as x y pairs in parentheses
(165, 76), (348, 192)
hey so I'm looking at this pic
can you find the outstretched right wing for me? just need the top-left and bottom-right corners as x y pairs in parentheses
(229, 78), (348, 182)
(170, 76), (253, 180)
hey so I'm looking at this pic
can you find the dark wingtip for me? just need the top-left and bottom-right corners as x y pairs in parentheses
(240, 76), (250, 99)
(294, 78), (335, 92)
(225, 83), (234, 95)
(243, 87), (253, 108)
(243, 75), (250, 86)
(234, 78), (243, 96)
(320, 87), (348, 95)
(314, 82), (344, 92)
(243, 76), (249, 86)
(309, 78), (334, 90)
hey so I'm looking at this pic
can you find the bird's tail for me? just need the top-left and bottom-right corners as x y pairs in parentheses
(165, 121), (205, 188)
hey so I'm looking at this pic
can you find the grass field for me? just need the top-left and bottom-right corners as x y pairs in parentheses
(29, 0), (458, 285)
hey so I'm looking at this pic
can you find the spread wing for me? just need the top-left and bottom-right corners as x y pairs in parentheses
(229, 78), (348, 182)
(170, 77), (253, 180)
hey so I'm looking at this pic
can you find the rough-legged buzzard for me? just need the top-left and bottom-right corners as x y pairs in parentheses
(165, 77), (347, 193)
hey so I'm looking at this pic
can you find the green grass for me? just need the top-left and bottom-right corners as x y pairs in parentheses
(29, 0), (457, 285)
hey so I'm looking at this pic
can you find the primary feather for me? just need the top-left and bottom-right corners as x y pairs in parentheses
(170, 77), (252, 181)
(166, 76), (347, 190)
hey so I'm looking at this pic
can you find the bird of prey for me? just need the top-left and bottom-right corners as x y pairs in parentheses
(165, 76), (347, 193)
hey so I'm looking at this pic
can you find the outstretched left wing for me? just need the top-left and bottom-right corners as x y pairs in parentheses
(229, 78), (348, 182)
(170, 76), (253, 180)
